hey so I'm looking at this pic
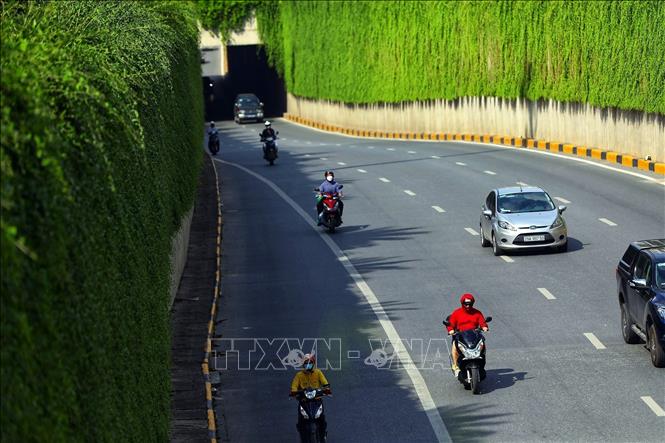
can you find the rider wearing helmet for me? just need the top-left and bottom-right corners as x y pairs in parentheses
(290, 354), (331, 437)
(207, 121), (219, 153)
(316, 170), (344, 225)
(446, 293), (488, 376)
(260, 121), (278, 157)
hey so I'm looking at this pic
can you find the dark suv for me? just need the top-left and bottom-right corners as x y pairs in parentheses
(233, 93), (264, 124)
(616, 239), (665, 367)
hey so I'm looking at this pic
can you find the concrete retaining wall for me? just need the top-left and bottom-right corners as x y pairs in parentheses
(287, 94), (664, 163)
(169, 206), (194, 309)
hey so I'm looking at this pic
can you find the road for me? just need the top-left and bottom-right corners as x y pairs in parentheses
(210, 119), (665, 442)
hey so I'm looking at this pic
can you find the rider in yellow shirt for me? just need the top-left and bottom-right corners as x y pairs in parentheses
(290, 354), (331, 437)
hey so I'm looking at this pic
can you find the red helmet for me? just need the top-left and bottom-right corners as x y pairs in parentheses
(460, 293), (475, 306)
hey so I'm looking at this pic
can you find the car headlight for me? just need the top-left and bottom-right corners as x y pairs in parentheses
(497, 220), (517, 231)
(550, 216), (564, 229)
(657, 305), (665, 322)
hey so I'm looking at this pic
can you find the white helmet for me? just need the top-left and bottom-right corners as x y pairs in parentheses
(264, 121), (271, 127)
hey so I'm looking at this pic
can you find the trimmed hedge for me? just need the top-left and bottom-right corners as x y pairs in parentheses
(1, 1), (202, 441)
(209, 0), (664, 114)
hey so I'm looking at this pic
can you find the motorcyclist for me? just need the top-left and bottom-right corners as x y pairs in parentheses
(289, 354), (331, 438)
(260, 121), (278, 158)
(446, 293), (488, 376)
(316, 170), (344, 225)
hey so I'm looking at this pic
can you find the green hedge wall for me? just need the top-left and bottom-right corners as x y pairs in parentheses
(253, 0), (663, 114)
(1, 1), (202, 440)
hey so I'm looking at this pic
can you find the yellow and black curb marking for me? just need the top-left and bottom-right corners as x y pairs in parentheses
(284, 114), (664, 176)
(202, 155), (223, 443)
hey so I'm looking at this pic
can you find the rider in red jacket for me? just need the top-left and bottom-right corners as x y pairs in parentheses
(446, 293), (488, 375)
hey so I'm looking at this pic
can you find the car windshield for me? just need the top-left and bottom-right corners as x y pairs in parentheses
(497, 192), (555, 213)
(237, 97), (258, 104)
(656, 262), (665, 289)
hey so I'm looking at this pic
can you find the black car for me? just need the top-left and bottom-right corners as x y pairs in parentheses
(233, 93), (264, 124)
(616, 239), (665, 367)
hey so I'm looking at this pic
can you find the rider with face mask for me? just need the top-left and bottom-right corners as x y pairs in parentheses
(290, 354), (331, 437)
(316, 170), (344, 225)
(446, 293), (488, 376)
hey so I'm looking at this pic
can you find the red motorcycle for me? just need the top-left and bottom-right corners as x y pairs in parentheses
(315, 186), (343, 233)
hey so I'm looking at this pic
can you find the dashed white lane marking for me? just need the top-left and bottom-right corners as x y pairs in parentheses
(516, 181), (530, 186)
(379, 177), (391, 183)
(432, 206), (446, 213)
(335, 143), (341, 146)
(387, 148), (396, 151)
(320, 157), (328, 161)
(641, 396), (665, 417)
(281, 138), (287, 141)
(319, 143), (325, 146)
(304, 154), (311, 157)
(464, 227), (479, 236)
(216, 158), (452, 443)
(357, 169), (367, 173)
(537, 288), (556, 300)
(368, 146), (375, 149)
(337, 162), (347, 166)
(554, 197), (571, 204)
(408, 150), (417, 154)
(456, 162), (467, 166)
(307, 141), (312, 145)
(404, 190), (416, 196)
(500, 256), (514, 263)
(484, 170), (497, 175)
(598, 218), (617, 226)
(583, 333), (606, 350)
(431, 155), (441, 159)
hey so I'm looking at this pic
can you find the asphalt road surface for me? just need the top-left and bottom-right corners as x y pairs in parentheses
(210, 119), (665, 442)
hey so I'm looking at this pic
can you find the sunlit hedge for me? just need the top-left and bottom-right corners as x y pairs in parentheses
(254, 0), (664, 113)
(0, 1), (202, 440)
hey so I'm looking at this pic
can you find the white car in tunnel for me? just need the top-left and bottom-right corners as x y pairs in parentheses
(479, 186), (568, 255)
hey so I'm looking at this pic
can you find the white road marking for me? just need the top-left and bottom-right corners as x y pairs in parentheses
(337, 162), (347, 166)
(320, 157), (328, 161)
(537, 288), (556, 300)
(404, 190), (416, 196)
(307, 141), (312, 145)
(500, 256), (514, 263)
(464, 227), (479, 236)
(379, 177), (391, 183)
(432, 206), (446, 213)
(215, 158), (453, 443)
(516, 181), (530, 186)
(335, 143), (341, 147)
(368, 146), (375, 149)
(357, 169), (367, 173)
(431, 155), (441, 159)
(304, 154), (311, 157)
(319, 143), (325, 146)
(408, 150), (417, 154)
(456, 162), (467, 166)
(484, 170), (497, 175)
(583, 333), (606, 349)
(387, 148), (396, 151)
(641, 396), (665, 417)
(554, 197), (571, 204)
(598, 218), (617, 226)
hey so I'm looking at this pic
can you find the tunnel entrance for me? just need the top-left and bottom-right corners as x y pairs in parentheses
(203, 45), (286, 122)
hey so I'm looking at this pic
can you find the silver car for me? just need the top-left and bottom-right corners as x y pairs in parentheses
(479, 186), (568, 255)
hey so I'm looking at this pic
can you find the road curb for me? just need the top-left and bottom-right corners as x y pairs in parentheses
(283, 114), (664, 176)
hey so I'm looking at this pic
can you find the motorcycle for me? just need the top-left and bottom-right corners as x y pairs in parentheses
(208, 132), (220, 155)
(261, 134), (278, 165)
(443, 316), (492, 394)
(294, 387), (330, 443)
(314, 185), (343, 233)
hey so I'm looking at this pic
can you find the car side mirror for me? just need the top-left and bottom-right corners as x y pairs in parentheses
(485, 316), (492, 323)
(629, 278), (647, 289)
(558, 206), (567, 214)
(482, 209), (492, 217)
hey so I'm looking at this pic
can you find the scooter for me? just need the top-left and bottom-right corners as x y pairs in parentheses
(314, 186), (343, 233)
(443, 316), (492, 394)
(208, 132), (220, 155)
(261, 134), (278, 165)
(294, 387), (330, 443)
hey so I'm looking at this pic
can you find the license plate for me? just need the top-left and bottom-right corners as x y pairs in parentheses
(524, 235), (545, 242)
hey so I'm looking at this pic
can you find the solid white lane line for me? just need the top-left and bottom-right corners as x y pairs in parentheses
(554, 197), (571, 204)
(537, 288), (556, 300)
(215, 158), (452, 443)
(432, 206), (446, 213)
(500, 256), (514, 263)
(516, 181), (530, 186)
(456, 162), (467, 166)
(357, 169), (367, 173)
(408, 150), (417, 154)
(404, 190), (416, 196)
(337, 162), (347, 166)
(431, 155), (441, 159)
(484, 170), (497, 175)
(583, 333), (606, 350)
(387, 148), (396, 151)
(641, 396), (665, 417)
(379, 177), (391, 183)
(598, 218), (617, 226)
(464, 227), (479, 236)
